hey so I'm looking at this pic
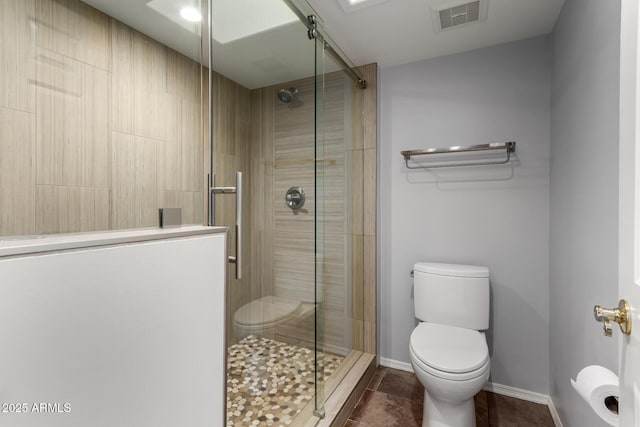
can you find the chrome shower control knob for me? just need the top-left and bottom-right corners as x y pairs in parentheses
(285, 187), (305, 210)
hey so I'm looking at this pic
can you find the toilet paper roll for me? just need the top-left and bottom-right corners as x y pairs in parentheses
(571, 365), (619, 426)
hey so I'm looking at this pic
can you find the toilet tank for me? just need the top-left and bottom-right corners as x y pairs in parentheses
(414, 262), (490, 330)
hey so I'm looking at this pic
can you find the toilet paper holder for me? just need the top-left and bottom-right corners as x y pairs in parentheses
(594, 299), (632, 337)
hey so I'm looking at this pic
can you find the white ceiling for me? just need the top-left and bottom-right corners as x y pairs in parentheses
(82, 0), (341, 89)
(306, 0), (565, 68)
(80, 0), (565, 87)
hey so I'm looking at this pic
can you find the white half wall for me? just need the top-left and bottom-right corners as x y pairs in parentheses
(0, 228), (227, 426)
(379, 36), (551, 394)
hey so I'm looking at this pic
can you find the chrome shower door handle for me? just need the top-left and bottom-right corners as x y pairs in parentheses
(210, 171), (243, 280)
(232, 171), (242, 280)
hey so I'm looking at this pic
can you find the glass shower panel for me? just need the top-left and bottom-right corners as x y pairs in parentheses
(209, 0), (365, 423)
(0, 0), (206, 238)
(314, 30), (326, 414)
(306, 11), (366, 415)
(314, 29), (367, 414)
(210, 1), (324, 425)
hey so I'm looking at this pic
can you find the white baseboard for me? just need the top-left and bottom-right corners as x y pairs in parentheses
(482, 382), (548, 405)
(483, 383), (563, 427)
(547, 396), (564, 427)
(378, 358), (563, 427)
(379, 357), (414, 373)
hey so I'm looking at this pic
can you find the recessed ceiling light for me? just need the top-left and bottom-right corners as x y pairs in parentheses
(180, 6), (202, 22)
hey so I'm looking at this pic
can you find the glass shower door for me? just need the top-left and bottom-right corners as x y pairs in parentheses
(209, 1), (326, 425)
(314, 27), (326, 416)
(311, 9), (368, 419)
(210, 0), (366, 424)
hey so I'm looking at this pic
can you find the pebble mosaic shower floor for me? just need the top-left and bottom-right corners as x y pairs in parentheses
(226, 335), (344, 426)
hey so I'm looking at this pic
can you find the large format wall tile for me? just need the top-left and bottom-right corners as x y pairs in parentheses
(36, 0), (110, 71)
(111, 20), (168, 142)
(1, 0), (206, 237)
(36, 185), (110, 233)
(167, 50), (201, 103)
(0, 108), (36, 236)
(0, 0), (36, 113)
(36, 48), (110, 187)
(111, 132), (161, 229)
(180, 99), (202, 192)
(164, 97), (203, 192)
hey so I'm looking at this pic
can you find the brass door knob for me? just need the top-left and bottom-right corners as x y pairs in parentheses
(594, 299), (632, 336)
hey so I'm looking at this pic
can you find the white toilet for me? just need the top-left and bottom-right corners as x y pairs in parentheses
(409, 262), (490, 427)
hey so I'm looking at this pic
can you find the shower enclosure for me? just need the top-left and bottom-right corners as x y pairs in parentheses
(0, 0), (373, 424)
(209, 1), (370, 424)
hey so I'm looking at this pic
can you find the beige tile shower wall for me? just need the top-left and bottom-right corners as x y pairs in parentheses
(0, 108), (36, 236)
(247, 73), (353, 352)
(0, 0), (205, 237)
(349, 64), (377, 354)
(249, 86), (275, 304)
(0, 0), (36, 113)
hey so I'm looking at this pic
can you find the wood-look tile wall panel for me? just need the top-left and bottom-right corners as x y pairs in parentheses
(0, 0), (36, 113)
(0, 108), (36, 236)
(36, 0), (111, 71)
(249, 88), (275, 303)
(36, 48), (111, 188)
(167, 50), (200, 103)
(272, 78), (317, 305)
(350, 150), (364, 236)
(363, 148), (376, 236)
(36, 185), (109, 233)
(111, 20), (168, 142)
(352, 234), (364, 352)
(357, 64), (378, 355)
(111, 132), (160, 229)
(1, 0), (206, 237)
(361, 65), (377, 150)
(364, 234), (376, 323)
(247, 73), (355, 352)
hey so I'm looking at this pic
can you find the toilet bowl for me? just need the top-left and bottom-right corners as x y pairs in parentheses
(234, 295), (314, 339)
(410, 323), (490, 427)
(410, 262), (491, 427)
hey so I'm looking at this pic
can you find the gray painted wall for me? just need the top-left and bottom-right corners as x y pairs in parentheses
(549, 0), (620, 425)
(379, 36), (551, 393)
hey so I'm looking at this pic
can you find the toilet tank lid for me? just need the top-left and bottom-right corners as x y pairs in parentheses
(414, 262), (489, 278)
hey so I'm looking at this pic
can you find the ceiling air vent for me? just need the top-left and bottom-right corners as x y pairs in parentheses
(431, 0), (488, 32)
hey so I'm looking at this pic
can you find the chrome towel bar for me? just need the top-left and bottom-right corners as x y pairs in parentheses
(401, 141), (516, 169)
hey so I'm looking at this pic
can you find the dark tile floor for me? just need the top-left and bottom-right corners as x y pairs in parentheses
(344, 367), (555, 427)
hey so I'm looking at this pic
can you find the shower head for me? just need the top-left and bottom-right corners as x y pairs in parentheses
(277, 87), (298, 103)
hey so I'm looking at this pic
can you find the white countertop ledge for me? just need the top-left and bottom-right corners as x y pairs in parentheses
(0, 226), (228, 258)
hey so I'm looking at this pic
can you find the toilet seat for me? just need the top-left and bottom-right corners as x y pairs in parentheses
(234, 296), (302, 329)
(410, 323), (490, 381)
